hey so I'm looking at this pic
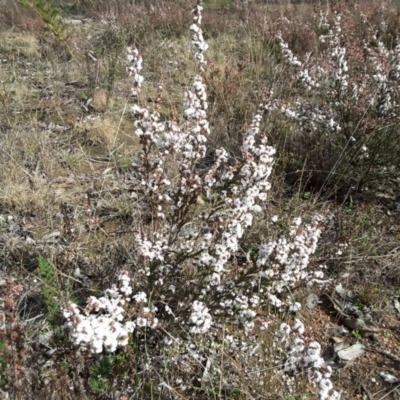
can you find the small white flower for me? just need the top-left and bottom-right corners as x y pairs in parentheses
(319, 378), (333, 392)
(279, 323), (291, 335)
(133, 292), (147, 303)
(293, 217), (302, 226)
(293, 319), (305, 334)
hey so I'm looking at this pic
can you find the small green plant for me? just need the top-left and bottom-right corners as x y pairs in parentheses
(80, 92), (88, 102)
(0, 339), (9, 388)
(355, 298), (366, 310)
(288, 395), (307, 400)
(113, 154), (132, 173)
(37, 255), (61, 328)
(89, 356), (113, 393)
(17, 0), (76, 59)
(18, 0), (67, 41)
(352, 329), (362, 340)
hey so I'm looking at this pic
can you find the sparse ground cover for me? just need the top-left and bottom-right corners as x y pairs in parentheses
(1, 0), (400, 399)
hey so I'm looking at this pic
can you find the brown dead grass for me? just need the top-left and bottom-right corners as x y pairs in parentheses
(0, 31), (40, 58)
(0, 1), (400, 399)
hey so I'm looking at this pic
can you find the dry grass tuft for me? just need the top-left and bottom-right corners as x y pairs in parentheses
(0, 31), (40, 58)
(1, 1), (400, 399)
(73, 115), (118, 148)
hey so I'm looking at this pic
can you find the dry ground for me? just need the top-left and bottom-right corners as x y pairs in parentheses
(1, 0), (400, 399)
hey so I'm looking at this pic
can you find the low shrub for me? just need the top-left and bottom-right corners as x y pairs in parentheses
(61, 2), (339, 398)
(269, 9), (400, 199)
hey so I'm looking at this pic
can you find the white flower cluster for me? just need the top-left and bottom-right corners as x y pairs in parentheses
(270, 11), (400, 189)
(124, 6), (327, 353)
(194, 102), (276, 288)
(277, 15), (351, 120)
(171, 1), (211, 213)
(368, 37), (400, 117)
(190, 0), (208, 70)
(278, 13), (400, 126)
(255, 215), (329, 311)
(279, 322), (341, 400)
(389, 44), (400, 81)
(64, 15), (338, 400)
(278, 33), (320, 90)
(331, 45), (348, 90)
(189, 300), (212, 334)
(126, 46), (143, 98)
(278, 32), (302, 68)
(330, 15), (349, 91)
(318, 10), (333, 44)
(123, 1), (281, 343)
(179, 75), (209, 167)
(60, 5), (351, 399)
(63, 272), (157, 354)
(128, 2), (212, 264)
(136, 234), (168, 264)
(129, 83), (174, 220)
(274, 31), (346, 134)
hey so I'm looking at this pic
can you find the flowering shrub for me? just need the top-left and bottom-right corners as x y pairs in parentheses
(62, 1), (339, 398)
(271, 11), (400, 196)
(63, 272), (158, 354)
(279, 320), (341, 400)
